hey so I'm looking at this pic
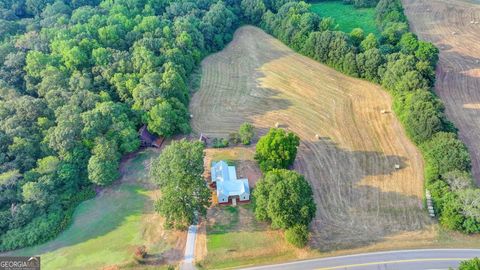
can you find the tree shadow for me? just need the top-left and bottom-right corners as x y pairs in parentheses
(296, 138), (432, 251)
(192, 25), (433, 252)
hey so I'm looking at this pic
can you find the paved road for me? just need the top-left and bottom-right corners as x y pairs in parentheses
(240, 249), (480, 270)
(179, 224), (198, 270)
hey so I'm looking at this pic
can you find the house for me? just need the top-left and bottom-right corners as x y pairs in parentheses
(211, 161), (250, 204)
(138, 125), (164, 148)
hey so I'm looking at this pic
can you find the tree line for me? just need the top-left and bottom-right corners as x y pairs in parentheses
(240, 0), (479, 233)
(0, 0), (477, 252)
(0, 0), (241, 251)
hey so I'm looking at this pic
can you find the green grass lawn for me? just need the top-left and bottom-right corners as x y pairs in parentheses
(310, 1), (380, 36)
(9, 184), (147, 270)
(5, 150), (172, 270)
(199, 205), (312, 270)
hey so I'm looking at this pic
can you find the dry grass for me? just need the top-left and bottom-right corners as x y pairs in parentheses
(402, 0), (480, 182)
(190, 25), (432, 251)
(199, 205), (312, 269)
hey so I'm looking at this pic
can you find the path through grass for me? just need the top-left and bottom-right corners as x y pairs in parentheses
(310, 1), (380, 36)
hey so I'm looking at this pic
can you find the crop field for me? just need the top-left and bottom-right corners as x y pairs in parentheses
(401, 0), (480, 183)
(309, 1), (380, 35)
(5, 149), (185, 270)
(190, 25), (433, 251)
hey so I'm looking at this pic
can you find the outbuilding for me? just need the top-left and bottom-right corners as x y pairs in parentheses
(138, 125), (164, 148)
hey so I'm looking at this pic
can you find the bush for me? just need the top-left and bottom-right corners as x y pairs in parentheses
(238, 122), (255, 145)
(285, 224), (309, 247)
(229, 132), (241, 144)
(0, 209), (65, 251)
(459, 257), (480, 270)
(254, 128), (300, 172)
(212, 138), (229, 148)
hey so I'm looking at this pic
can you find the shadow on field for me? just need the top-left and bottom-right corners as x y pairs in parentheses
(295, 139), (432, 251)
(5, 178), (149, 257)
(189, 26), (296, 138)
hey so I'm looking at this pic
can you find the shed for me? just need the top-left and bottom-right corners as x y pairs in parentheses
(139, 125), (164, 148)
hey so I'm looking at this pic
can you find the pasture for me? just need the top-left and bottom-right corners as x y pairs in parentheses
(309, 1), (380, 35)
(5, 149), (185, 270)
(401, 0), (480, 183)
(190, 25), (433, 251)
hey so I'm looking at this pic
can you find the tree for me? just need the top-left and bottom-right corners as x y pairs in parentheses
(459, 258), (480, 270)
(151, 140), (210, 229)
(360, 33), (378, 51)
(443, 170), (473, 191)
(285, 224), (309, 247)
(458, 189), (480, 222)
(147, 98), (191, 137)
(241, 0), (266, 24)
(349, 28), (364, 46)
(254, 169), (316, 229)
(415, 41), (439, 65)
(404, 93), (445, 144)
(422, 132), (471, 176)
(255, 128), (300, 172)
(398, 32), (418, 54)
(238, 122), (255, 145)
(439, 192), (464, 231)
(87, 137), (120, 186)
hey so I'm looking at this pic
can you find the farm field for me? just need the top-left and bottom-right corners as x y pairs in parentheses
(190, 25), (432, 251)
(401, 0), (480, 183)
(309, 1), (380, 35)
(3, 149), (184, 270)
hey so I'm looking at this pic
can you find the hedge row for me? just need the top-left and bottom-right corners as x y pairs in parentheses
(240, 0), (479, 233)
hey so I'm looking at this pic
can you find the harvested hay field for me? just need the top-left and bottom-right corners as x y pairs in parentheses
(402, 0), (480, 182)
(190, 26), (432, 250)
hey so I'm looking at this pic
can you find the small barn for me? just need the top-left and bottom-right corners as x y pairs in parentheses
(211, 161), (250, 204)
(138, 125), (164, 148)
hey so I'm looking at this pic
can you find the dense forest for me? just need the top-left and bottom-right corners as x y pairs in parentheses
(0, 0), (240, 251)
(0, 0), (477, 252)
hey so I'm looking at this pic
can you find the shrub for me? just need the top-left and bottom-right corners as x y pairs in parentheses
(439, 192), (464, 231)
(212, 138), (229, 148)
(229, 132), (241, 144)
(459, 257), (480, 270)
(285, 224), (309, 247)
(238, 122), (255, 145)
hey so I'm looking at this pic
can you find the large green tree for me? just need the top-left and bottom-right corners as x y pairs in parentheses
(151, 140), (210, 229)
(255, 128), (300, 172)
(254, 169), (316, 229)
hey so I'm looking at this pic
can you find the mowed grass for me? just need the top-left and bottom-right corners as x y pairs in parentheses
(200, 205), (308, 269)
(10, 185), (147, 270)
(6, 149), (178, 270)
(310, 1), (380, 36)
